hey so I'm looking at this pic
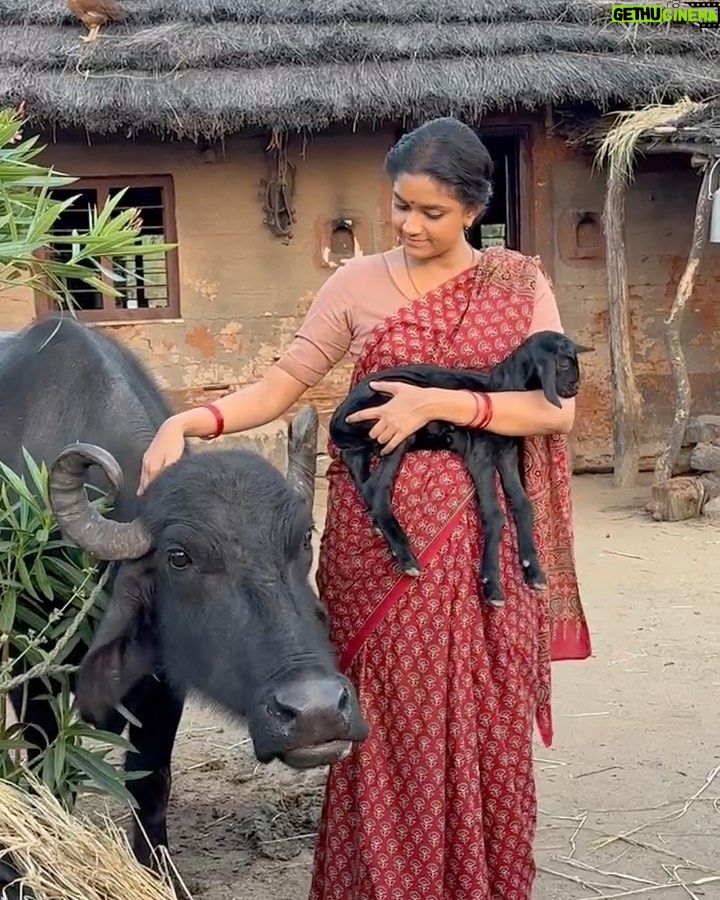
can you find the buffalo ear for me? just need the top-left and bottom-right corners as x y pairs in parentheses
(313, 594), (330, 635)
(75, 559), (157, 728)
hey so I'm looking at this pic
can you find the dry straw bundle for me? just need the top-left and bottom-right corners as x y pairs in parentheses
(595, 96), (706, 183)
(0, 779), (191, 900)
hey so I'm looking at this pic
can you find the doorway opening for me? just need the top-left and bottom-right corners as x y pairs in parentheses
(467, 133), (522, 251)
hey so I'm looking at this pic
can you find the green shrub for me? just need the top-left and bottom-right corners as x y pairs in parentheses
(0, 101), (172, 814)
(0, 450), (146, 812)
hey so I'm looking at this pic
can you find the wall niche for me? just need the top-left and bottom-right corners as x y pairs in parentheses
(314, 214), (368, 268)
(557, 208), (604, 264)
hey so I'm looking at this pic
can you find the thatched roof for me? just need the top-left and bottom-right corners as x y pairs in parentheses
(558, 98), (720, 155)
(0, 0), (718, 139)
(651, 100), (720, 146)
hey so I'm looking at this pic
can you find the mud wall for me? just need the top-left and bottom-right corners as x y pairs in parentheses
(4, 120), (719, 472)
(543, 139), (720, 470)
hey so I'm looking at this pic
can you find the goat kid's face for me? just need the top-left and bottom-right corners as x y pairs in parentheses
(73, 453), (368, 770)
(529, 332), (592, 408)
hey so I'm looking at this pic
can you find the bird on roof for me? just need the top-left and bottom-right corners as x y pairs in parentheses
(65, 0), (127, 43)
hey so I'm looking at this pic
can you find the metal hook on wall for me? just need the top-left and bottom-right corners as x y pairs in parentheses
(707, 156), (720, 243)
(706, 155), (720, 198)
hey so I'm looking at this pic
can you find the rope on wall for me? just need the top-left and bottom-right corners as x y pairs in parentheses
(262, 128), (296, 241)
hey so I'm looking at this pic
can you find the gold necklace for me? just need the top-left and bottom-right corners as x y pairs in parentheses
(402, 243), (477, 300)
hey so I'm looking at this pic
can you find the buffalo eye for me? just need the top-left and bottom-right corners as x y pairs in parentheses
(168, 549), (191, 570)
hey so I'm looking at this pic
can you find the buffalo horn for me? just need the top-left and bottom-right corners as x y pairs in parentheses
(48, 443), (153, 561)
(286, 405), (319, 509)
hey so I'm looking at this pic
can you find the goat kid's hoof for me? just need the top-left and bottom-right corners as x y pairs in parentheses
(390, 547), (421, 577)
(484, 595), (506, 609)
(522, 560), (547, 591)
(480, 578), (505, 608)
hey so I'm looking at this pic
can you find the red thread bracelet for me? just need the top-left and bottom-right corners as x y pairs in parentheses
(200, 402), (224, 440)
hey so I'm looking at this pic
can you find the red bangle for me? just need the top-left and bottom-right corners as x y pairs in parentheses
(463, 390), (480, 426)
(479, 392), (493, 428)
(468, 391), (493, 429)
(200, 402), (224, 440)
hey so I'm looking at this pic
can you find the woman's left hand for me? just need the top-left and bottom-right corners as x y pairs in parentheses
(345, 382), (436, 455)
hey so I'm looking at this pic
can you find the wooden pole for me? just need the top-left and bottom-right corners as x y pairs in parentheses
(603, 171), (643, 487)
(652, 162), (714, 488)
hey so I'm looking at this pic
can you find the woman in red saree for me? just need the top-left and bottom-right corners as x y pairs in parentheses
(140, 117), (591, 899)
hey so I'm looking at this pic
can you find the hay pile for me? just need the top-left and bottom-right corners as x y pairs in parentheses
(0, 780), (191, 900)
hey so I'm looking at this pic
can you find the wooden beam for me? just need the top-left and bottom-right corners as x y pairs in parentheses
(651, 163), (714, 496)
(603, 172), (643, 487)
(638, 141), (720, 156)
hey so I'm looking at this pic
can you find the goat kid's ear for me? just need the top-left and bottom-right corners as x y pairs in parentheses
(537, 357), (562, 408)
(75, 559), (157, 729)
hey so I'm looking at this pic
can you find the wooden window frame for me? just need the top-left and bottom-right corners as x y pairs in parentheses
(34, 174), (180, 324)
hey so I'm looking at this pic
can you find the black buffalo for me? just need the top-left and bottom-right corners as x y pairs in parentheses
(0, 315), (368, 865)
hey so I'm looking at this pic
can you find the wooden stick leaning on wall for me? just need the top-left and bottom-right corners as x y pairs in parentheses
(648, 156), (717, 522)
(603, 169), (643, 488)
(653, 158), (714, 488)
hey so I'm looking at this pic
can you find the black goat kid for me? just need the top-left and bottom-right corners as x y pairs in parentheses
(329, 331), (590, 607)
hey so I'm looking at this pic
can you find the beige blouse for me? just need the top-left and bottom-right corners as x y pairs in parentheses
(276, 252), (563, 388)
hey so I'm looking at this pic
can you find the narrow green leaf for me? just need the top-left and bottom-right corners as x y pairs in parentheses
(53, 739), (66, 787)
(72, 725), (137, 754)
(0, 462), (36, 505)
(15, 555), (39, 600)
(116, 703), (143, 729)
(40, 744), (57, 791)
(0, 591), (16, 632)
(21, 448), (48, 500)
(31, 555), (54, 601)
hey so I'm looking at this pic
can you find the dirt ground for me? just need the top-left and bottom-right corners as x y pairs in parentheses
(120, 473), (720, 899)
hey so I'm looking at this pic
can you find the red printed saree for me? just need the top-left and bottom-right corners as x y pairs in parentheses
(309, 247), (591, 900)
